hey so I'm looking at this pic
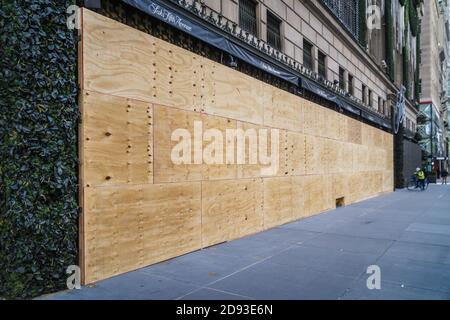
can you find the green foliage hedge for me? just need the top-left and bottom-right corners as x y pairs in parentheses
(0, 0), (79, 299)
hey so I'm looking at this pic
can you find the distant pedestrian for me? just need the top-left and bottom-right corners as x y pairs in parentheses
(414, 167), (426, 190)
(442, 168), (448, 185)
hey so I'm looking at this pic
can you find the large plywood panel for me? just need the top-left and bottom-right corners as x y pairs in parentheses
(304, 175), (333, 216)
(83, 10), (205, 112)
(305, 135), (328, 175)
(153, 105), (237, 183)
(263, 175), (306, 226)
(291, 176), (306, 220)
(285, 131), (306, 176)
(83, 10), (156, 102)
(153, 39), (203, 111)
(83, 182), (201, 283)
(204, 62), (264, 125)
(264, 84), (304, 132)
(331, 173), (349, 201)
(202, 179), (263, 247)
(303, 101), (318, 136)
(348, 172), (364, 203)
(263, 177), (294, 229)
(80, 9), (395, 284)
(347, 117), (362, 144)
(236, 121), (284, 178)
(82, 91), (152, 186)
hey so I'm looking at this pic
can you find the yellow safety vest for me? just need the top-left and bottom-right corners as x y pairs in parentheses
(417, 171), (425, 180)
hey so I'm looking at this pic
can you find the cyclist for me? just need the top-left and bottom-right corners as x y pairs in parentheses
(414, 167), (426, 190)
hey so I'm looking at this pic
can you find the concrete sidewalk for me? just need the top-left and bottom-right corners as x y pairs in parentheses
(43, 185), (450, 300)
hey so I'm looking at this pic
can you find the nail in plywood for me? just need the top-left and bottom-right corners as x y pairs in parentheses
(201, 179), (263, 247)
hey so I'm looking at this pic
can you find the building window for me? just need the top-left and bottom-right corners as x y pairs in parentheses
(362, 84), (367, 104)
(368, 89), (373, 108)
(348, 74), (354, 96)
(239, 0), (258, 36)
(320, 0), (359, 41)
(267, 11), (281, 50)
(383, 100), (386, 115)
(339, 67), (346, 90)
(378, 97), (382, 113)
(303, 40), (314, 71)
(318, 51), (327, 79)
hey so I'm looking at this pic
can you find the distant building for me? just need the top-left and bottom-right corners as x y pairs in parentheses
(417, 0), (449, 175)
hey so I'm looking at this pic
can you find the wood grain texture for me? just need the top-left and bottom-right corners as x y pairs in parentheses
(83, 182), (201, 283)
(263, 176), (306, 228)
(80, 9), (395, 284)
(303, 175), (333, 216)
(82, 91), (153, 186)
(204, 63), (264, 125)
(263, 84), (304, 132)
(153, 105), (237, 183)
(202, 179), (264, 247)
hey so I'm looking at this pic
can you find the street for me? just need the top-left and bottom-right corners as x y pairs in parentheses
(43, 184), (450, 300)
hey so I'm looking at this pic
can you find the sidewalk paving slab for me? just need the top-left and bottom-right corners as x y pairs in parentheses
(41, 185), (450, 300)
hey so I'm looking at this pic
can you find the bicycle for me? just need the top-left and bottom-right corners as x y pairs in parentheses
(406, 175), (429, 191)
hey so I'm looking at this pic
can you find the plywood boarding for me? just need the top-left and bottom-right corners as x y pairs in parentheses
(81, 91), (152, 187)
(303, 175), (333, 216)
(80, 10), (395, 284)
(83, 182), (201, 283)
(204, 62), (264, 125)
(263, 83), (304, 132)
(201, 179), (263, 247)
(153, 105), (237, 183)
(263, 176), (306, 229)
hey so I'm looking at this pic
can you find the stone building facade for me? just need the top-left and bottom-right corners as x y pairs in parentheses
(418, 0), (449, 171)
(203, 0), (421, 129)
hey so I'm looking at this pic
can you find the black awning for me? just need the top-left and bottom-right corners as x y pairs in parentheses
(122, 0), (299, 85)
(302, 78), (360, 116)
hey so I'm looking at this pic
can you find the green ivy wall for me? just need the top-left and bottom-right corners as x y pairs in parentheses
(0, 0), (79, 299)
